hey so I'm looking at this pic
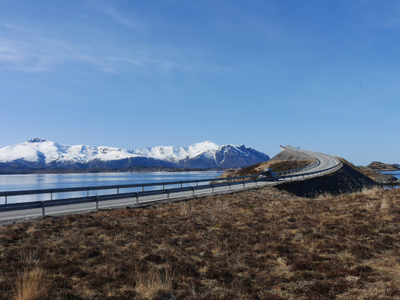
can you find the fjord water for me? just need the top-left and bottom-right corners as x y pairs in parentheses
(379, 171), (400, 189)
(392, 171), (400, 180)
(0, 171), (223, 204)
(379, 171), (400, 180)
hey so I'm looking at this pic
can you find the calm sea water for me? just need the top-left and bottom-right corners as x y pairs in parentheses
(379, 171), (400, 179)
(379, 171), (400, 189)
(0, 171), (223, 204)
(392, 172), (400, 180)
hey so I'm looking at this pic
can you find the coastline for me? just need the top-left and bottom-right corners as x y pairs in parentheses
(0, 166), (225, 175)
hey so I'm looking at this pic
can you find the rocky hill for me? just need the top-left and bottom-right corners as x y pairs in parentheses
(367, 161), (400, 171)
(355, 162), (398, 185)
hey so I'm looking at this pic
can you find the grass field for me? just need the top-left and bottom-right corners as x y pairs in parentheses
(1, 186), (400, 299)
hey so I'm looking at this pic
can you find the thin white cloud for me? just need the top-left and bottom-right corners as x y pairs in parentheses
(0, 2), (227, 76)
(89, 2), (148, 36)
(0, 27), (225, 76)
(0, 23), (153, 73)
(105, 6), (140, 30)
(0, 44), (24, 62)
(0, 40), (49, 72)
(0, 36), (179, 75)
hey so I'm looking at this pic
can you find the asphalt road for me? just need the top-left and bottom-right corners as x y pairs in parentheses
(283, 146), (341, 174)
(0, 147), (342, 224)
(0, 180), (276, 223)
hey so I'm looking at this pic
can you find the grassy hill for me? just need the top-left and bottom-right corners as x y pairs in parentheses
(218, 159), (314, 179)
(1, 184), (400, 299)
(1, 150), (399, 299)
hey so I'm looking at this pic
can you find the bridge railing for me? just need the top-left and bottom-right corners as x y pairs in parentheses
(0, 157), (343, 218)
(280, 160), (342, 181)
(277, 159), (320, 176)
(0, 174), (262, 205)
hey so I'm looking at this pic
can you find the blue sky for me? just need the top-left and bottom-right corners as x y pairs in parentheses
(0, 0), (399, 165)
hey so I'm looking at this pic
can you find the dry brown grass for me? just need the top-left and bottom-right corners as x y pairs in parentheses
(218, 159), (314, 180)
(133, 265), (174, 299)
(13, 268), (48, 300)
(265, 159), (315, 173)
(1, 186), (400, 299)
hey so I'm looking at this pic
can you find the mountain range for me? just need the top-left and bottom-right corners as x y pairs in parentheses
(0, 138), (270, 171)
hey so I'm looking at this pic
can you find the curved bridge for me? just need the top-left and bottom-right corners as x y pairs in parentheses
(279, 146), (342, 177)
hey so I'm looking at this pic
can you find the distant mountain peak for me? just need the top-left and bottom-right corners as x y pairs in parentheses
(27, 137), (48, 143)
(0, 139), (270, 170)
(191, 141), (219, 147)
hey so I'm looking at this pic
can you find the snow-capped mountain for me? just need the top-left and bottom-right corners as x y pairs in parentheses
(0, 138), (270, 170)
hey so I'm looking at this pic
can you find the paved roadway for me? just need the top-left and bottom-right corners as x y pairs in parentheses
(0, 146), (342, 224)
(282, 146), (341, 174)
(0, 180), (277, 224)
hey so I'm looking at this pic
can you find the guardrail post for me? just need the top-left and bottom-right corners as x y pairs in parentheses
(192, 186), (195, 196)
(196, 181), (198, 187)
(95, 195), (99, 211)
(136, 192), (139, 205)
(87, 190), (89, 197)
(117, 188), (119, 195)
(167, 189), (170, 200)
(163, 184), (165, 190)
(181, 182), (183, 188)
(5, 196), (7, 205)
(42, 201), (45, 217)
(142, 186), (144, 192)
(51, 193), (53, 201)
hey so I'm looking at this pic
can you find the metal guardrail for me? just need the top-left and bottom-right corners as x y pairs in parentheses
(277, 159), (320, 176)
(0, 176), (266, 216)
(0, 174), (261, 205)
(0, 158), (321, 205)
(280, 161), (342, 181)
(0, 152), (343, 218)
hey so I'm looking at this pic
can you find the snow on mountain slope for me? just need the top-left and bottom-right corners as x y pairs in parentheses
(134, 141), (219, 163)
(0, 138), (144, 164)
(0, 138), (58, 164)
(0, 138), (270, 169)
